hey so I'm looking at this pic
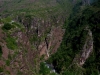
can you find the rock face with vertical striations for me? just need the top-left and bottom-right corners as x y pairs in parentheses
(79, 27), (93, 66)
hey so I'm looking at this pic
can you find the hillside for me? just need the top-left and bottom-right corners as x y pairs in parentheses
(0, 0), (74, 19)
(47, 1), (100, 75)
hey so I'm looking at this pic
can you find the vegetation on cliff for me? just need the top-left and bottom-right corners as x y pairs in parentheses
(47, 0), (100, 75)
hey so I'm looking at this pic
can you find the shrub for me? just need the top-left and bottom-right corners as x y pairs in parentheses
(0, 67), (4, 72)
(6, 59), (10, 66)
(0, 45), (2, 57)
(6, 35), (18, 50)
(2, 23), (14, 30)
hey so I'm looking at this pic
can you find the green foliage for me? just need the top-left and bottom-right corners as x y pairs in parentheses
(39, 62), (56, 75)
(6, 59), (10, 66)
(1, 17), (12, 23)
(0, 45), (2, 57)
(47, 1), (100, 75)
(62, 71), (75, 75)
(5, 35), (18, 50)
(5, 70), (10, 74)
(8, 54), (12, 60)
(12, 22), (22, 28)
(29, 34), (38, 44)
(32, 35), (38, 42)
(39, 62), (50, 75)
(82, 2), (100, 75)
(24, 14), (32, 29)
(0, 67), (4, 72)
(0, 19), (2, 23)
(47, 11), (88, 73)
(2, 23), (14, 31)
(17, 70), (23, 75)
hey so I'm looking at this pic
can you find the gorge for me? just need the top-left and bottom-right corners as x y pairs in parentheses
(0, 0), (100, 75)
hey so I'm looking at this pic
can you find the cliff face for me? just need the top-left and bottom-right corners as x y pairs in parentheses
(0, 15), (65, 74)
(15, 15), (65, 58)
(73, 27), (93, 66)
(79, 27), (93, 66)
(0, 0), (69, 74)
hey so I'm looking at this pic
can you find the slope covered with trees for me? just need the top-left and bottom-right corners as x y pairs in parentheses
(47, 0), (100, 75)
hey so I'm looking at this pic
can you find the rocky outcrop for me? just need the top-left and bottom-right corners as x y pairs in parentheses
(73, 26), (93, 66)
(0, 14), (65, 74)
(14, 14), (65, 58)
(79, 27), (93, 66)
(39, 26), (65, 59)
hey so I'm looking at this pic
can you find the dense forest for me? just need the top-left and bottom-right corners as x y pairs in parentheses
(47, 0), (100, 75)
